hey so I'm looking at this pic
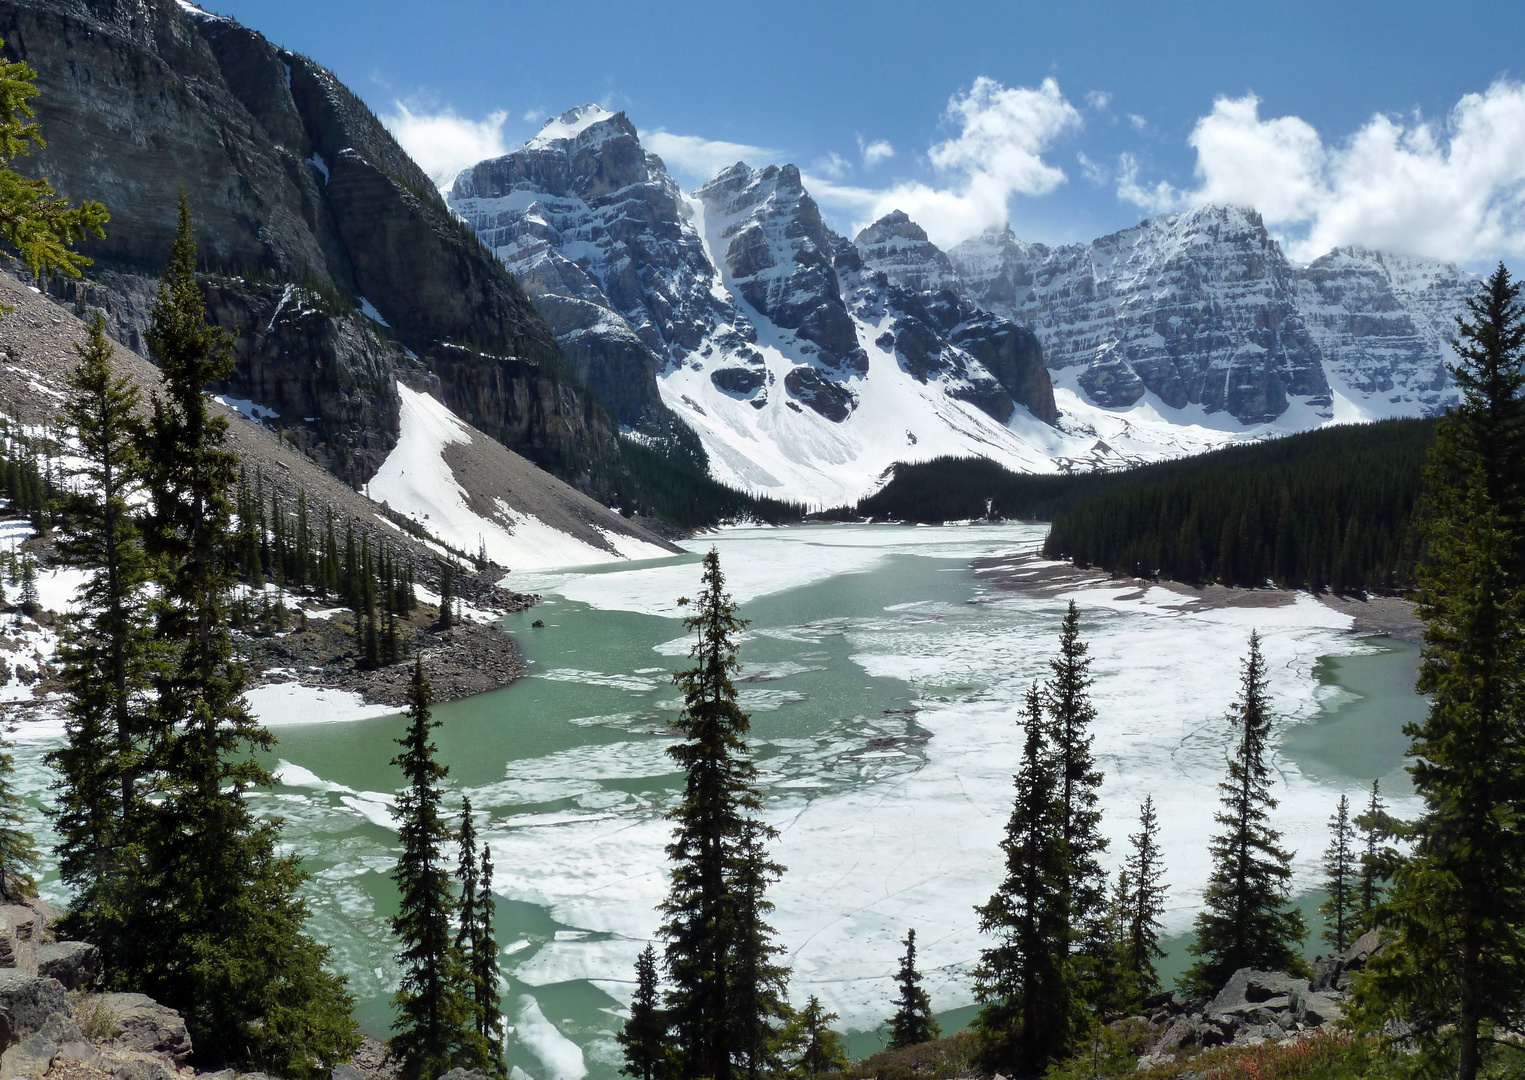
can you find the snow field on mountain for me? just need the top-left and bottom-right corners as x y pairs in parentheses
(368, 383), (668, 570)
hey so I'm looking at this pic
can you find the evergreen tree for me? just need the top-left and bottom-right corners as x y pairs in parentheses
(1354, 779), (1399, 931)
(887, 928), (939, 1049)
(1319, 795), (1356, 953)
(658, 550), (788, 1080)
(17, 553), (36, 616)
(451, 799), (495, 1074)
(390, 659), (474, 1080)
(973, 683), (1073, 1075)
(619, 944), (670, 1080)
(783, 996), (847, 1080)
(1121, 796), (1167, 1000)
(0, 735), (37, 901)
(48, 311), (153, 965)
(129, 197), (357, 1076)
(1184, 632), (1306, 995)
(1355, 265), (1525, 1080)
(438, 562), (454, 629)
(473, 843), (506, 1078)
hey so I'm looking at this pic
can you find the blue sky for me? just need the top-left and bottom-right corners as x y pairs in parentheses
(206, 0), (1525, 269)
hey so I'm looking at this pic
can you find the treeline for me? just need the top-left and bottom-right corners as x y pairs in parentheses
(858, 419), (1437, 594)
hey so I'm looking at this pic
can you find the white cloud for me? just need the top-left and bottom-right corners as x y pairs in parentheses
(640, 130), (780, 184)
(811, 76), (1082, 248)
(522, 108), (544, 123)
(1115, 152), (1185, 215)
(1127, 113), (1147, 132)
(380, 102), (508, 190)
(858, 136), (895, 167)
(1076, 150), (1109, 186)
(1085, 90), (1112, 111)
(814, 151), (853, 181)
(1135, 82), (1525, 263)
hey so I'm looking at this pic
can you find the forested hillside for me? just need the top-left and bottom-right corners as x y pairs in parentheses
(859, 419), (1437, 594)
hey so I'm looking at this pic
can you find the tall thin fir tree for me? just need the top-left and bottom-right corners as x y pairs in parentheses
(0, 736), (37, 901)
(727, 816), (791, 1080)
(783, 996), (847, 1080)
(619, 944), (670, 1080)
(452, 799), (491, 1072)
(1354, 779), (1399, 932)
(1354, 265), (1525, 1080)
(973, 683), (1073, 1076)
(1319, 795), (1356, 953)
(887, 928), (940, 1049)
(1122, 795), (1168, 1001)
(1184, 632), (1306, 995)
(658, 550), (787, 1080)
(47, 312), (153, 965)
(473, 843), (506, 1078)
(390, 659), (474, 1080)
(133, 195), (356, 1077)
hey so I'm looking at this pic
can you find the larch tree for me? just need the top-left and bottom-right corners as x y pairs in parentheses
(974, 683), (1074, 1075)
(1184, 632), (1305, 995)
(1319, 795), (1356, 953)
(1355, 265), (1525, 1080)
(390, 659), (474, 1080)
(48, 312), (153, 965)
(887, 928), (939, 1050)
(131, 195), (356, 1077)
(618, 944), (669, 1080)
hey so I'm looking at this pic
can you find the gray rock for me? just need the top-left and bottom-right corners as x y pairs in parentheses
(0, 971), (68, 1038)
(330, 1064), (366, 1080)
(1299, 992), (1345, 1027)
(0, 1034), (56, 1078)
(783, 367), (857, 422)
(37, 941), (98, 991)
(1206, 969), (1309, 1015)
(93, 993), (194, 1063)
(1153, 1015), (1197, 1054)
(104, 1051), (179, 1080)
(1342, 927), (1385, 969)
(437, 1069), (492, 1080)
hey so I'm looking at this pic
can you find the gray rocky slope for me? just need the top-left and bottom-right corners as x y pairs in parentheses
(1, 0), (638, 502)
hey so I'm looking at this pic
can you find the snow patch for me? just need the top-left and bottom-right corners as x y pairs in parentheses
(244, 683), (398, 727)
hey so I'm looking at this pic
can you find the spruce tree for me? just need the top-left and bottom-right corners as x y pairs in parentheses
(390, 659), (474, 1080)
(783, 996), (846, 1080)
(48, 311), (153, 965)
(1319, 795), (1356, 953)
(438, 562), (454, 629)
(132, 195), (357, 1076)
(1122, 795), (1167, 1000)
(973, 683), (1073, 1075)
(451, 799), (493, 1073)
(1354, 779), (1399, 931)
(0, 736), (37, 901)
(658, 550), (788, 1080)
(1184, 632), (1305, 995)
(887, 928), (939, 1049)
(1355, 265), (1525, 1080)
(619, 944), (670, 1080)
(473, 843), (506, 1078)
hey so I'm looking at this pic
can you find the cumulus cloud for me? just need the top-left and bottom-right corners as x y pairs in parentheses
(1123, 82), (1525, 263)
(1085, 90), (1112, 111)
(380, 103), (509, 190)
(641, 130), (781, 184)
(858, 136), (895, 167)
(810, 76), (1082, 247)
(1115, 152), (1184, 215)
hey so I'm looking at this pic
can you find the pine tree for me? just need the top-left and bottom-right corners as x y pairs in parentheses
(451, 799), (491, 1073)
(0, 735), (37, 901)
(1319, 795), (1356, 953)
(783, 996), (846, 1080)
(1122, 795), (1167, 1000)
(390, 659), (474, 1080)
(619, 944), (670, 1080)
(1355, 265), (1525, 1080)
(659, 550), (788, 1080)
(131, 197), (357, 1076)
(887, 928), (939, 1049)
(1184, 632), (1306, 995)
(48, 311), (153, 966)
(973, 683), (1073, 1075)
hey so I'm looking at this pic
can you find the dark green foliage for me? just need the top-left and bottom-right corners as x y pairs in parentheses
(1320, 796), (1356, 953)
(1121, 796), (1167, 1001)
(127, 195), (357, 1077)
(454, 800), (502, 1077)
(0, 735), (37, 900)
(389, 659), (475, 1080)
(1354, 780), (1400, 932)
(658, 550), (790, 1080)
(1185, 632), (1306, 995)
(613, 439), (806, 530)
(1354, 265), (1525, 1080)
(974, 683), (1074, 1075)
(438, 562), (454, 629)
(619, 944), (670, 1080)
(48, 311), (153, 967)
(888, 928), (940, 1050)
(859, 420), (1437, 594)
(783, 996), (847, 1080)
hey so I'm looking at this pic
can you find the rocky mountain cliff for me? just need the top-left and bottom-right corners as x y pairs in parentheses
(0, 0), (632, 498)
(949, 207), (1476, 423)
(451, 108), (1063, 505)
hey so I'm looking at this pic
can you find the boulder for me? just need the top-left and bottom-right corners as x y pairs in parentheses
(0, 971), (69, 1038)
(1, 1033), (57, 1078)
(37, 941), (98, 991)
(91, 993), (193, 1063)
(1299, 992), (1345, 1027)
(437, 1070), (492, 1080)
(1342, 928), (1385, 969)
(102, 1050), (179, 1080)
(330, 1065), (366, 1080)
(1206, 969), (1309, 1015)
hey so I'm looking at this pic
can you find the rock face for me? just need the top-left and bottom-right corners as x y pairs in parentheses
(1137, 966), (1349, 1067)
(35, 941), (98, 992)
(2, 0), (630, 500)
(949, 206), (1477, 424)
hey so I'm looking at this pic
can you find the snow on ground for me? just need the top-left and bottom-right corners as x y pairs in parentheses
(368, 383), (669, 570)
(213, 395), (279, 423)
(244, 683), (400, 728)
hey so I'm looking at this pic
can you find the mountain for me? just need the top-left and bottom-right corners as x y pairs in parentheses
(948, 207), (1477, 424)
(451, 109), (1076, 507)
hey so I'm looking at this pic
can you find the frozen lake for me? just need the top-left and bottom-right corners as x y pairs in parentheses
(10, 523), (1424, 1080)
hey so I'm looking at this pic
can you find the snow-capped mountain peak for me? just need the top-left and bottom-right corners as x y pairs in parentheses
(525, 103), (621, 149)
